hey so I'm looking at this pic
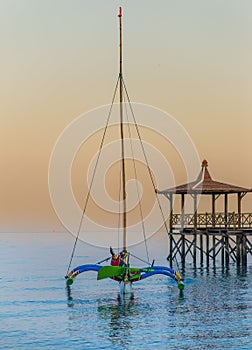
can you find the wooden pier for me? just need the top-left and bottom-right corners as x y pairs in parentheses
(167, 225), (252, 268)
(158, 160), (252, 267)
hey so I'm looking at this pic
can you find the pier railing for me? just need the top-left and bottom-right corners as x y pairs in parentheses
(172, 212), (252, 229)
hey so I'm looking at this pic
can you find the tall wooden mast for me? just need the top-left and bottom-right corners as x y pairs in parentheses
(118, 7), (127, 251)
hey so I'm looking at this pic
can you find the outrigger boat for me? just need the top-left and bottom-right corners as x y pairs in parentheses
(65, 7), (184, 294)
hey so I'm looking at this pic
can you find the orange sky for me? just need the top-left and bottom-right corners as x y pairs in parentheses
(1, 0), (252, 232)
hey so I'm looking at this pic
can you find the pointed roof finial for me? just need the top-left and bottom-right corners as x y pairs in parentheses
(202, 159), (208, 168)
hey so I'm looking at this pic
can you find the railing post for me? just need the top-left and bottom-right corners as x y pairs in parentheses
(200, 231), (203, 265)
(181, 194), (184, 230)
(193, 230), (197, 266)
(236, 233), (241, 265)
(224, 194), (228, 228)
(212, 194), (216, 228)
(169, 194), (173, 233)
(225, 233), (229, 266)
(169, 235), (173, 267)
(237, 193), (241, 228)
(212, 232), (216, 265)
(206, 231), (210, 266)
(221, 232), (225, 266)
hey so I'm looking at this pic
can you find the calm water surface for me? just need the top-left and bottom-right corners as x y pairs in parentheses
(1, 233), (251, 349)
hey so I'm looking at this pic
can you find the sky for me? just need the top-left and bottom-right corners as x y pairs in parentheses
(1, 0), (252, 232)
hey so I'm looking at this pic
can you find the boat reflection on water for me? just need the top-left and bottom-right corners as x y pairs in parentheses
(66, 285), (74, 308)
(66, 285), (141, 348)
(97, 293), (139, 348)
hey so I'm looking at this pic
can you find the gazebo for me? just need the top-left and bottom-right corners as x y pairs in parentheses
(158, 160), (252, 266)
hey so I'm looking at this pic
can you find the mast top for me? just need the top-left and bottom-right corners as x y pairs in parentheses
(118, 7), (122, 17)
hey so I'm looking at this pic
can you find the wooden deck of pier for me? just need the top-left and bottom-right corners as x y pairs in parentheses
(158, 160), (252, 267)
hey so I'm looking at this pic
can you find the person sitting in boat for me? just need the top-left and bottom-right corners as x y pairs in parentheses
(119, 249), (128, 266)
(110, 247), (120, 266)
(110, 247), (127, 266)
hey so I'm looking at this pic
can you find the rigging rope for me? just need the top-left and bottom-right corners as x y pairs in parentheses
(123, 96), (150, 264)
(121, 77), (182, 273)
(129, 252), (151, 266)
(66, 76), (120, 275)
(121, 77), (170, 237)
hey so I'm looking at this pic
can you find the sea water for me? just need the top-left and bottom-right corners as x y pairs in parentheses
(1, 233), (251, 350)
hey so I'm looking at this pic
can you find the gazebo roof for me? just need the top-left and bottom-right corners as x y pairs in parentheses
(159, 160), (252, 195)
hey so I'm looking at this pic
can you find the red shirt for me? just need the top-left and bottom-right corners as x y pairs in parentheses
(111, 255), (120, 266)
